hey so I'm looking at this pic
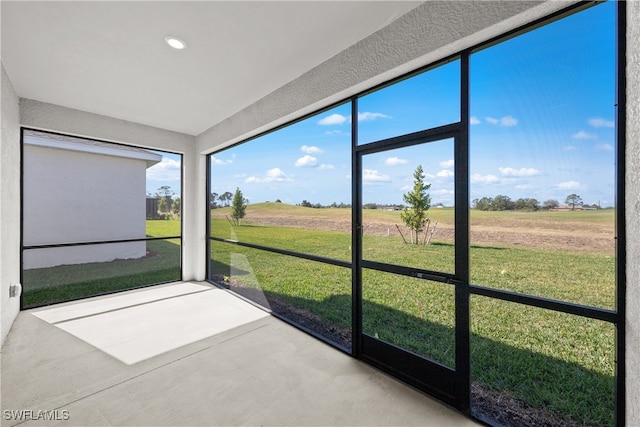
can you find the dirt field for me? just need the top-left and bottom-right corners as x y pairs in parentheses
(236, 211), (615, 255)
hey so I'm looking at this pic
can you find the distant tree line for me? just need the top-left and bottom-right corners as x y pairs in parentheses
(299, 200), (351, 209)
(472, 194), (601, 211)
(210, 191), (248, 209)
(363, 202), (445, 210)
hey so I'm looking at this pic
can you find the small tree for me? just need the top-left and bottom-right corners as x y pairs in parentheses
(565, 193), (583, 210)
(400, 165), (431, 244)
(230, 187), (247, 225)
(543, 199), (559, 210)
(210, 192), (219, 209)
(492, 194), (514, 211)
(220, 191), (233, 207)
(473, 197), (493, 211)
(156, 185), (174, 213)
(172, 197), (181, 217)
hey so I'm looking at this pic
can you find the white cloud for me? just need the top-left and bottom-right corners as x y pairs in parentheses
(596, 144), (614, 151)
(210, 156), (232, 166)
(358, 112), (391, 122)
(573, 131), (597, 140)
(324, 130), (343, 136)
(301, 145), (323, 154)
(245, 168), (293, 183)
(146, 157), (181, 182)
(588, 117), (614, 128)
(555, 180), (581, 190)
(440, 159), (454, 168)
(363, 169), (390, 183)
(470, 116), (481, 125)
(433, 189), (454, 195)
(385, 156), (408, 166)
(319, 164), (335, 170)
(318, 111), (390, 126)
(498, 167), (540, 177)
(500, 115), (518, 127)
(471, 173), (499, 184)
(437, 169), (454, 178)
(485, 115), (518, 126)
(295, 155), (318, 167)
(564, 146), (578, 151)
(318, 113), (348, 126)
(515, 184), (533, 190)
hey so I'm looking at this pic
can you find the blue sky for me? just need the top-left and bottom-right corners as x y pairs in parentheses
(209, 1), (615, 208)
(146, 151), (182, 198)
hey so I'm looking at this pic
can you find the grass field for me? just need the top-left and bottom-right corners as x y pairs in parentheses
(20, 205), (617, 425)
(22, 221), (182, 308)
(210, 202), (617, 426)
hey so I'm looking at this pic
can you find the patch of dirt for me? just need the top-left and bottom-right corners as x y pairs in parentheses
(471, 383), (584, 427)
(242, 216), (615, 255)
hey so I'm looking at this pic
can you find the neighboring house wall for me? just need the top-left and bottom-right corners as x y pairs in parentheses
(0, 62), (21, 345)
(22, 138), (158, 269)
(19, 100), (200, 280)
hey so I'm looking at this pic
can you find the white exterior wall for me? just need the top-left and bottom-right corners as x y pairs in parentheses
(0, 62), (22, 344)
(18, 100), (201, 280)
(22, 144), (148, 269)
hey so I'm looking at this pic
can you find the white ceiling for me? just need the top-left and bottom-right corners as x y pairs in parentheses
(1, 1), (422, 136)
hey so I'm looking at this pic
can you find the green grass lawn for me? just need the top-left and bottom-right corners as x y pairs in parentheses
(22, 220), (182, 308)
(209, 209), (616, 426)
(21, 211), (616, 425)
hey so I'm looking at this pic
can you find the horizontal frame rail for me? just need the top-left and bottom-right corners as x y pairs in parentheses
(23, 236), (181, 250)
(361, 260), (458, 285)
(355, 123), (461, 155)
(470, 284), (619, 324)
(209, 237), (352, 269)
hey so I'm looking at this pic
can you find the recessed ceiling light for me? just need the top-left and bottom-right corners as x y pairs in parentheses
(165, 36), (186, 50)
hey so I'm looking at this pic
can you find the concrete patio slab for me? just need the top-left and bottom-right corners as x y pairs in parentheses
(32, 282), (211, 324)
(32, 283), (268, 364)
(1, 282), (479, 427)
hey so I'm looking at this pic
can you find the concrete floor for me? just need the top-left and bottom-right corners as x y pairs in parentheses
(1, 282), (479, 426)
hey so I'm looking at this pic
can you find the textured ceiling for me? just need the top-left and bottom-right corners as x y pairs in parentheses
(1, 1), (422, 136)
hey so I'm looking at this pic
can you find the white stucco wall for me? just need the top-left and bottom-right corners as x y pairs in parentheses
(22, 144), (149, 269)
(0, 63), (21, 345)
(626, 2), (640, 424)
(19, 100), (202, 281)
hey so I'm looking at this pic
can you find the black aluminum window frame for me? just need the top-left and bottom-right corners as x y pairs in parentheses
(205, 100), (355, 352)
(20, 128), (184, 309)
(206, 1), (625, 423)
